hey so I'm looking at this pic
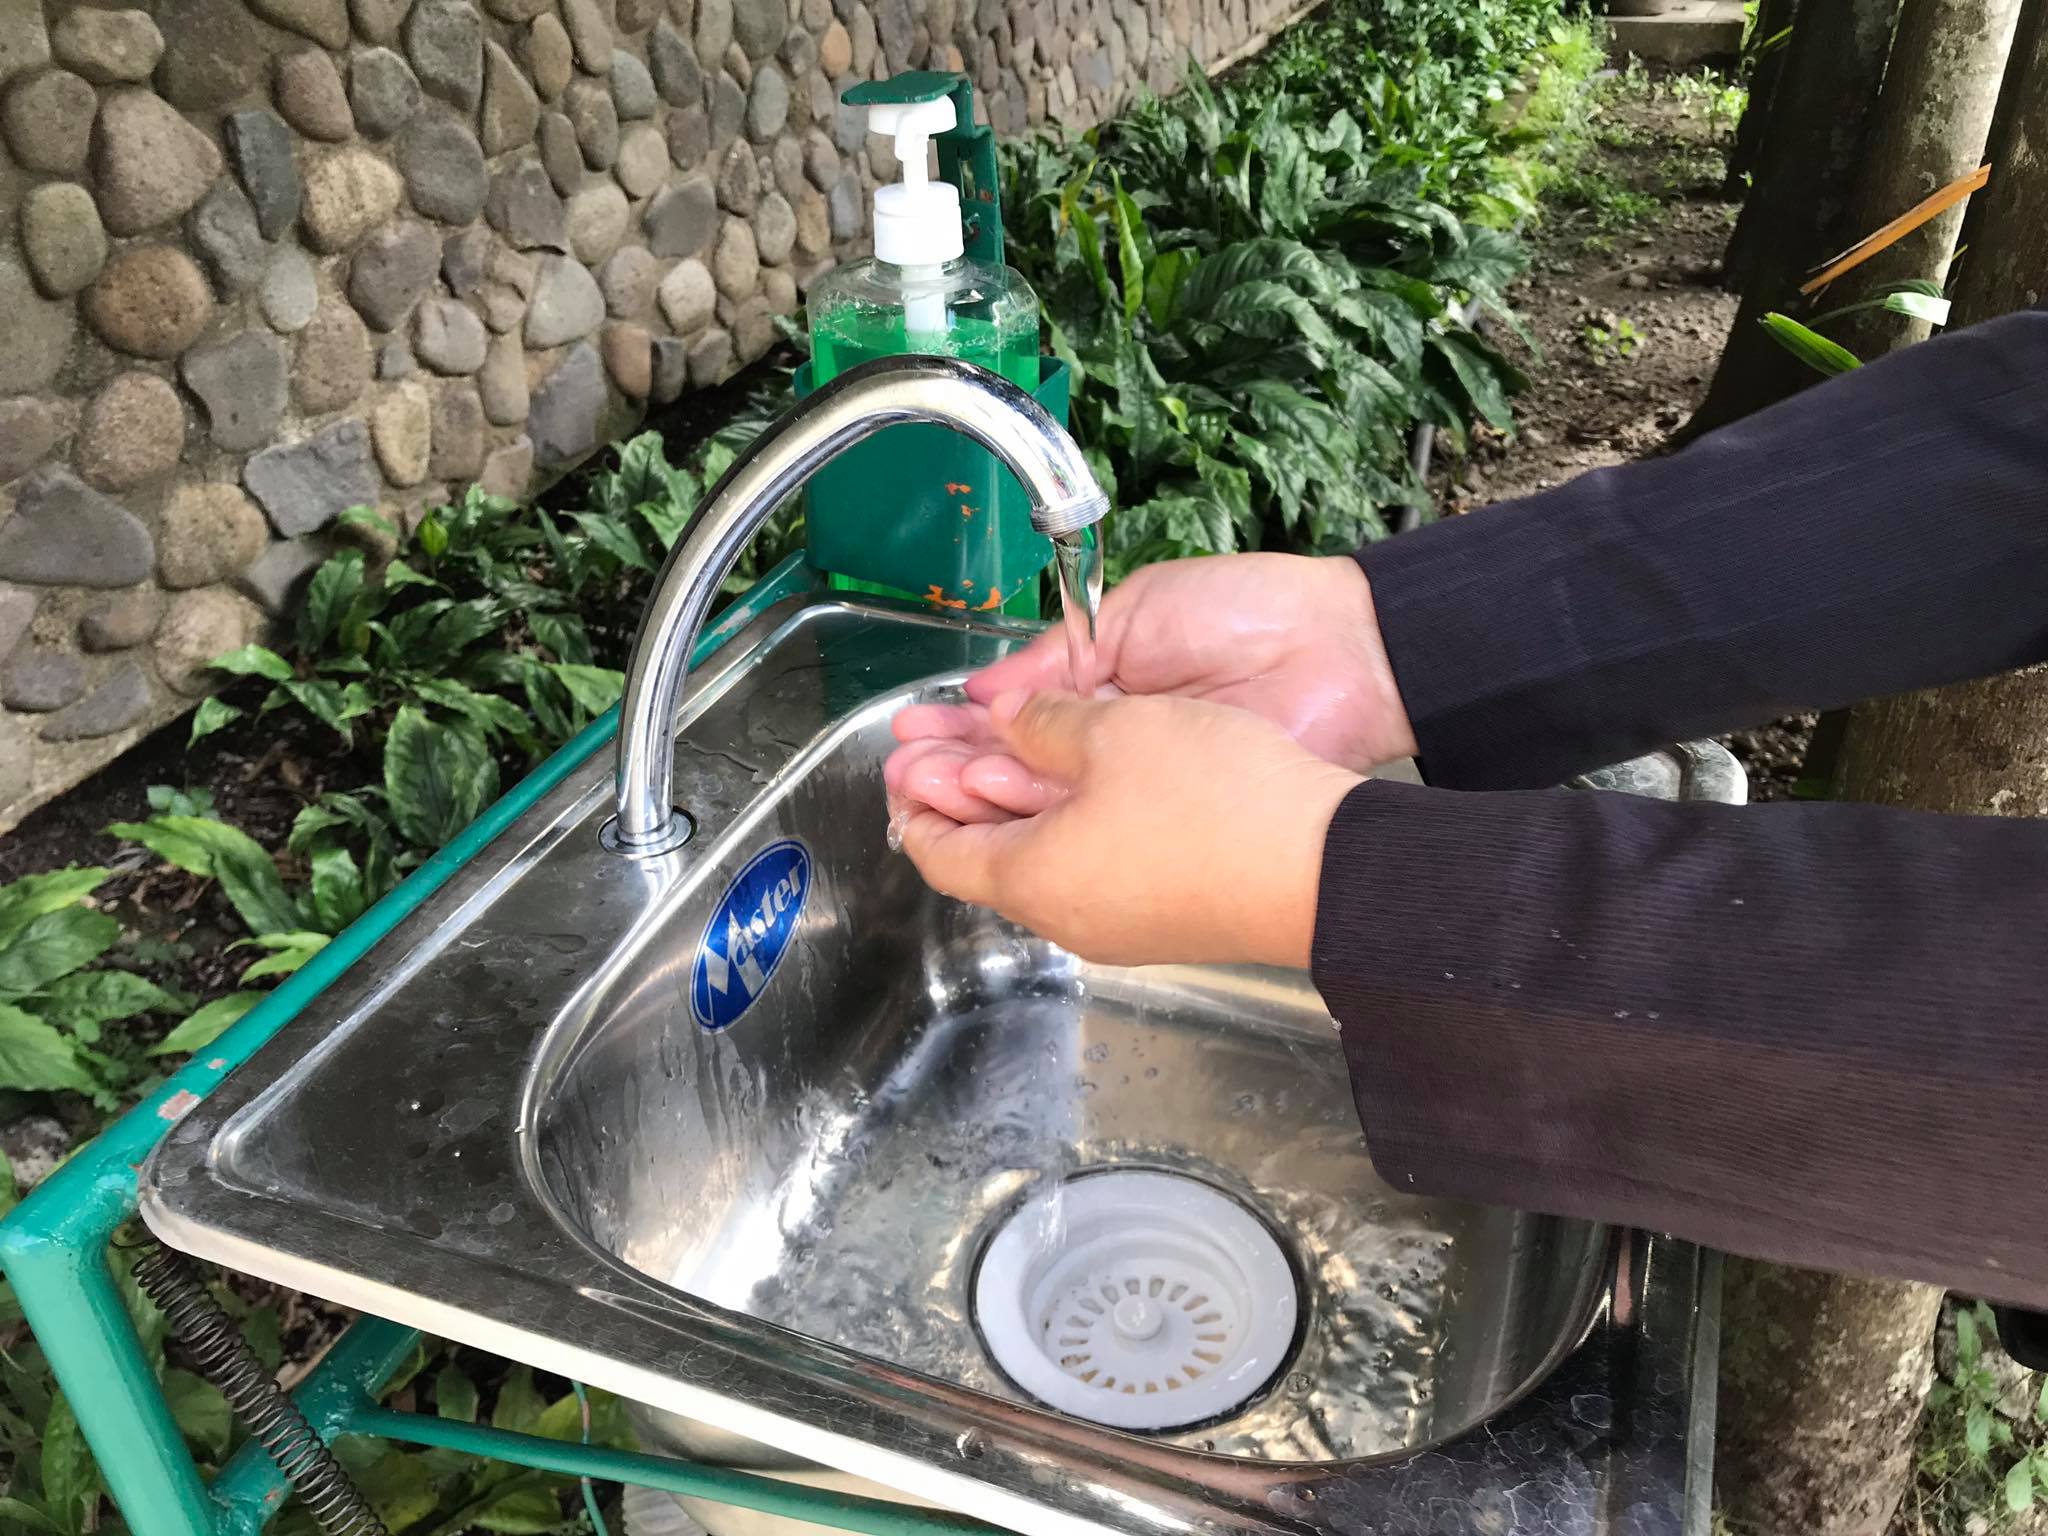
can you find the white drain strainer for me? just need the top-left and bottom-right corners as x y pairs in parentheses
(973, 1170), (1298, 1432)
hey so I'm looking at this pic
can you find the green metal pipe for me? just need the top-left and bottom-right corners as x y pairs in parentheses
(346, 1407), (1011, 1536)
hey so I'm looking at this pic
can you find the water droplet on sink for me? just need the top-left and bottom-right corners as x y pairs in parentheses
(408, 1088), (445, 1115)
(1082, 1042), (1109, 1062)
(956, 1430), (987, 1459)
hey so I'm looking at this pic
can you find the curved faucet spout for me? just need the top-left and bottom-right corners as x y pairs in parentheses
(609, 353), (1110, 855)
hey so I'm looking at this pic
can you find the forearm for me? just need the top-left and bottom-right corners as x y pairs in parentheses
(1360, 309), (2048, 789)
(1313, 777), (2048, 1305)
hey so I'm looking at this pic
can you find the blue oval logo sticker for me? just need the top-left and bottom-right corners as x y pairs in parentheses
(690, 838), (811, 1031)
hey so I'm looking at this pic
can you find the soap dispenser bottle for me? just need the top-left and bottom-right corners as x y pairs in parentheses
(807, 90), (1040, 391)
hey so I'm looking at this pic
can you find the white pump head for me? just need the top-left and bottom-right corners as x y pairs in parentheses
(868, 97), (965, 267)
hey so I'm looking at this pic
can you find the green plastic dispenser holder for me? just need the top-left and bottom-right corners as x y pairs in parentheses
(802, 71), (1065, 616)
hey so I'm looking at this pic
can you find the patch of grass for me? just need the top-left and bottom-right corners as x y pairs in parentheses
(1896, 1302), (2048, 1536)
(1580, 316), (1645, 364)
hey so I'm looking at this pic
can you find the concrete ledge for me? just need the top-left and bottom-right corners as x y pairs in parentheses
(1607, 0), (1745, 67)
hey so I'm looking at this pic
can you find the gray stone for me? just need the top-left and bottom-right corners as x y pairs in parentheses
(77, 373), (184, 490)
(650, 19), (704, 105)
(656, 256), (715, 332)
(350, 47), (421, 137)
(479, 435), (534, 499)
(481, 41), (541, 152)
(405, 0), (484, 110)
(276, 47), (354, 139)
(40, 664), (152, 740)
(818, 17), (850, 74)
(399, 114), (489, 224)
(182, 334), (288, 452)
(251, 0), (351, 48)
(1076, 46), (1112, 95)
(716, 139), (760, 213)
(480, 245), (539, 331)
(154, 0), (268, 110)
(0, 586), (33, 659)
(260, 247), (320, 332)
(525, 254), (606, 346)
(723, 38), (749, 87)
(0, 400), (62, 485)
(302, 145), (406, 251)
(527, 341), (607, 467)
(732, 292), (775, 360)
(754, 189), (795, 264)
(244, 420), (382, 536)
(695, 0), (732, 65)
(371, 379), (432, 484)
(650, 335), (688, 402)
(486, 158), (570, 250)
(772, 135), (807, 200)
(617, 0), (664, 29)
(561, 0), (615, 69)
(480, 333), (529, 423)
(732, 0), (784, 58)
(378, 338), (416, 377)
(849, 5), (876, 71)
(522, 13), (574, 99)
(22, 183), (107, 299)
(667, 104), (711, 168)
(156, 589), (254, 696)
(539, 111), (585, 195)
(745, 63), (787, 140)
(564, 78), (620, 169)
(802, 0), (830, 27)
(93, 89), (224, 237)
(428, 383), (485, 478)
(616, 123), (670, 196)
(827, 171), (862, 240)
(443, 225), (495, 295)
(0, 255), (66, 390)
(761, 264), (796, 314)
(415, 299), (488, 373)
(224, 111), (303, 241)
(781, 27), (816, 79)
(709, 70), (744, 148)
(51, 8), (163, 84)
(712, 216), (758, 298)
(81, 591), (166, 652)
(0, 0), (50, 86)
(234, 538), (326, 612)
(351, 0), (413, 43)
(602, 320), (652, 395)
(4, 653), (87, 712)
(611, 50), (657, 119)
(0, 468), (155, 588)
(3, 68), (95, 175)
(188, 181), (267, 298)
(599, 245), (660, 318)
(83, 245), (213, 359)
(293, 299), (373, 412)
(828, 76), (863, 152)
(567, 182), (631, 263)
(348, 218), (440, 330)
(645, 174), (718, 256)
(794, 184), (829, 257)
(485, 0), (554, 18)
(685, 324), (732, 386)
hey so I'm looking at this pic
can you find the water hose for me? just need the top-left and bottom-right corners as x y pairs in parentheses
(131, 1242), (390, 1536)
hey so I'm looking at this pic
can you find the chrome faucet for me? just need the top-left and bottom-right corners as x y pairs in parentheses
(608, 354), (1110, 855)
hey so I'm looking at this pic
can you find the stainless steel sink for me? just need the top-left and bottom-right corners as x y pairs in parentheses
(143, 593), (1735, 1536)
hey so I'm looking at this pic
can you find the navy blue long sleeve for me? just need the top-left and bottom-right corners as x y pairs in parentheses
(1315, 310), (2048, 1306)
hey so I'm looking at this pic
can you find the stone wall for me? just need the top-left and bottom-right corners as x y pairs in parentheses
(0, 0), (1311, 830)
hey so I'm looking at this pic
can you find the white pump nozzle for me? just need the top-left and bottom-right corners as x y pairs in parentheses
(868, 96), (964, 270)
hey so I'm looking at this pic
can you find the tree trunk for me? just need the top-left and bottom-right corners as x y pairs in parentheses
(1690, 0), (1901, 434)
(1716, 1261), (1946, 1536)
(1835, 0), (2022, 357)
(1726, 14), (2048, 1532)
(1725, 0), (1801, 192)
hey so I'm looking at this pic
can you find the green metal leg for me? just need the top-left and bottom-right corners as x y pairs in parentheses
(0, 558), (820, 1536)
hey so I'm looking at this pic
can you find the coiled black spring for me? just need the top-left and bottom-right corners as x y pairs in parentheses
(131, 1243), (389, 1536)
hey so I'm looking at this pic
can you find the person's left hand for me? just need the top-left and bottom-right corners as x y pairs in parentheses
(892, 689), (1361, 968)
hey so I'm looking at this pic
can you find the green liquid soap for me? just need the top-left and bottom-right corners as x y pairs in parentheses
(812, 302), (1041, 393)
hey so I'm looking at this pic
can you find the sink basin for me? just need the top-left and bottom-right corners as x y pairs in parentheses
(143, 593), (1734, 1536)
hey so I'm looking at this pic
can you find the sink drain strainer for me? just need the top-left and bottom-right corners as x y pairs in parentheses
(973, 1170), (1298, 1431)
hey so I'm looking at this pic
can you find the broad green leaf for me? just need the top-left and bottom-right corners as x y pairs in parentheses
(289, 792), (395, 856)
(381, 559), (440, 592)
(345, 1442), (440, 1531)
(547, 664), (626, 718)
(188, 697), (244, 746)
(0, 1005), (98, 1094)
(570, 511), (655, 572)
(162, 1369), (231, 1461)
(0, 1497), (62, 1534)
(106, 816), (301, 939)
(0, 908), (119, 997)
(471, 1483), (569, 1534)
(149, 993), (261, 1057)
(2009, 1458), (2038, 1512)
(32, 971), (184, 1040)
(1967, 1400), (1992, 1459)
(209, 644), (294, 682)
(297, 550), (366, 654)
(238, 934), (328, 980)
(278, 678), (371, 744)
(1759, 312), (1862, 377)
(411, 678), (531, 743)
(436, 1361), (480, 1422)
(2036, 1373), (2048, 1424)
(416, 515), (449, 559)
(384, 706), (498, 850)
(39, 1394), (98, 1536)
(309, 846), (371, 934)
(0, 870), (109, 951)
(1429, 331), (1518, 432)
(491, 1367), (547, 1434)
(1958, 1305), (1983, 1367)
(529, 612), (593, 667)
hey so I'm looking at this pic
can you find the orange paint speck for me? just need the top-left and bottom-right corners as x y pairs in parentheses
(945, 482), (974, 495)
(976, 588), (1004, 611)
(923, 585), (968, 610)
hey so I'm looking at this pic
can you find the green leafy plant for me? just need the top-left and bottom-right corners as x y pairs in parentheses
(1760, 279), (1956, 380)
(1906, 1302), (2048, 1533)
(0, 867), (188, 1106)
(1581, 316), (1644, 364)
